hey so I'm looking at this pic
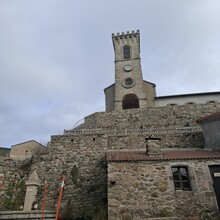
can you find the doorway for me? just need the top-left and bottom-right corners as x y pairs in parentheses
(209, 165), (220, 210)
(122, 94), (139, 109)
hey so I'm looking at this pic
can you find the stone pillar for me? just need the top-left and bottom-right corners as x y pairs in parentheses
(146, 139), (162, 155)
(23, 170), (40, 211)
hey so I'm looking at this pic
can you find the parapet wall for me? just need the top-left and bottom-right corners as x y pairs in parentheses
(83, 103), (220, 130)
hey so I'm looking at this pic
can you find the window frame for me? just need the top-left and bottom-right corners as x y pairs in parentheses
(171, 166), (191, 191)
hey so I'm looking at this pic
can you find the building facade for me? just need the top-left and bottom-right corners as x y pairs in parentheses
(104, 30), (156, 112)
(1, 30), (220, 220)
(105, 30), (220, 112)
(10, 140), (45, 160)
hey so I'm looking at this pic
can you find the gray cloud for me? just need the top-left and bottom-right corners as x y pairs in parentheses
(0, 0), (220, 147)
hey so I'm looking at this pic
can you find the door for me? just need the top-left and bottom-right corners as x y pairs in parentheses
(209, 165), (220, 210)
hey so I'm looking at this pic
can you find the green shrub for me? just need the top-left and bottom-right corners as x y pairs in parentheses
(160, 208), (171, 217)
(3, 179), (26, 210)
(71, 165), (78, 184)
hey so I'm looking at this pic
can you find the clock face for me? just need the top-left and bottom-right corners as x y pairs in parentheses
(124, 65), (132, 72)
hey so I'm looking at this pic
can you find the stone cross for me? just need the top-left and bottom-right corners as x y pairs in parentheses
(23, 170), (40, 211)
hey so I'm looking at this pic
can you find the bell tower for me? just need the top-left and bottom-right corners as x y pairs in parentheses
(104, 30), (156, 112)
(112, 30), (148, 111)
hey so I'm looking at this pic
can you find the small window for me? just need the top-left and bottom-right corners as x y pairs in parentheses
(123, 45), (131, 59)
(186, 102), (195, 105)
(171, 166), (191, 191)
(207, 100), (217, 104)
(125, 78), (134, 86)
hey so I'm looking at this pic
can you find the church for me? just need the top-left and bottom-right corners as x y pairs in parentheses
(104, 30), (220, 111)
(104, 30), (220, 220)
(1, 30), (220, 220)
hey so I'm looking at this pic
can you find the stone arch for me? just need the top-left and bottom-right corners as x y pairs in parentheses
(122, 94), (139, 109)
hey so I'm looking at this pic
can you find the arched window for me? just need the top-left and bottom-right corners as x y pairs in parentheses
(122, 94), (139, 109)
(123, 45), (131, 59)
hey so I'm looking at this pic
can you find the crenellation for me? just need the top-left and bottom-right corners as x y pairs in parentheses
(112, 30), (140, 40)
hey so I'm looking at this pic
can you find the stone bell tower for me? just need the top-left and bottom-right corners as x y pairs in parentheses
(104, 30), (156, 112)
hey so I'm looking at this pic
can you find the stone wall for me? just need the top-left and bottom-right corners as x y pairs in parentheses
(108, 160), (220, 220)
(29, 134), (108, 217)
(10, 140), (44, 161)
(104, 84), (115, 112)
(1, 102), (220, 218)
(0, 159), (30, 211)
(32, 103), (220, 215)
(84, 102), (220, 129)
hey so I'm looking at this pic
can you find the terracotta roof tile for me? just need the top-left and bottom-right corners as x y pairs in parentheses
(196, 112), (220, 123)
(107, 150), (220, 162)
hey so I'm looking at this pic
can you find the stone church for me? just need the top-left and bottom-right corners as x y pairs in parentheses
(105, 30), (220, 110)
(1, 30), (220, 220)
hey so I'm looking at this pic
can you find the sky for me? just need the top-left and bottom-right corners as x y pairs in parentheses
(0, 0), (220, 147)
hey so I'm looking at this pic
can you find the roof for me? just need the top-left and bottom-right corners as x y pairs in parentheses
(107, 149), (220, 162)
(11, 140), (45, 148)
(156, 91), (220, 99)
(143, 80), (156, 87)
(196, 112), (220, 123)
(104, 83), (115, 91)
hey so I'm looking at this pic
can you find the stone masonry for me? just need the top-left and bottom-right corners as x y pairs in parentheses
(108, 160), (220, 220)
(1, 29), (220, 219)
(1, 102), (220, 219)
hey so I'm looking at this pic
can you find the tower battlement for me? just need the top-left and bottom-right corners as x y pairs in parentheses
(112, 29), (140, 39)
(111, 29), (140, 54)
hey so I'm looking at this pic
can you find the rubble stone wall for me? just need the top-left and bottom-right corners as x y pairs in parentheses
(84, 103), (220, 129)
(108, 160), (220, 220)
(1, 102), (220, 217)
(0, 160), (29, 211)
(30, 134), (108, 215)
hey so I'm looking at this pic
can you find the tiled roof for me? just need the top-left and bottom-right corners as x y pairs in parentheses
(107, 150), (220, 162)
(196, 112), (220, 123)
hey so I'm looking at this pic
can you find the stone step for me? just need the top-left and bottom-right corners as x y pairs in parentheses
(0, 210), (55, 220)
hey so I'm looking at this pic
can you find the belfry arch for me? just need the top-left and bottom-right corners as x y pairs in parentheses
(122, 94), (139, 109)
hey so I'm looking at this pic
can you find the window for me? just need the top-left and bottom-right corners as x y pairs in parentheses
(123, 45), (131, 59)
(125, 78), (134, 86)
(171, 166), (191, 191)
(122, 78), (135, 88)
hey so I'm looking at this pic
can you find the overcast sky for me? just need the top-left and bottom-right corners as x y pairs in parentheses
(0, 0), (220, 147)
